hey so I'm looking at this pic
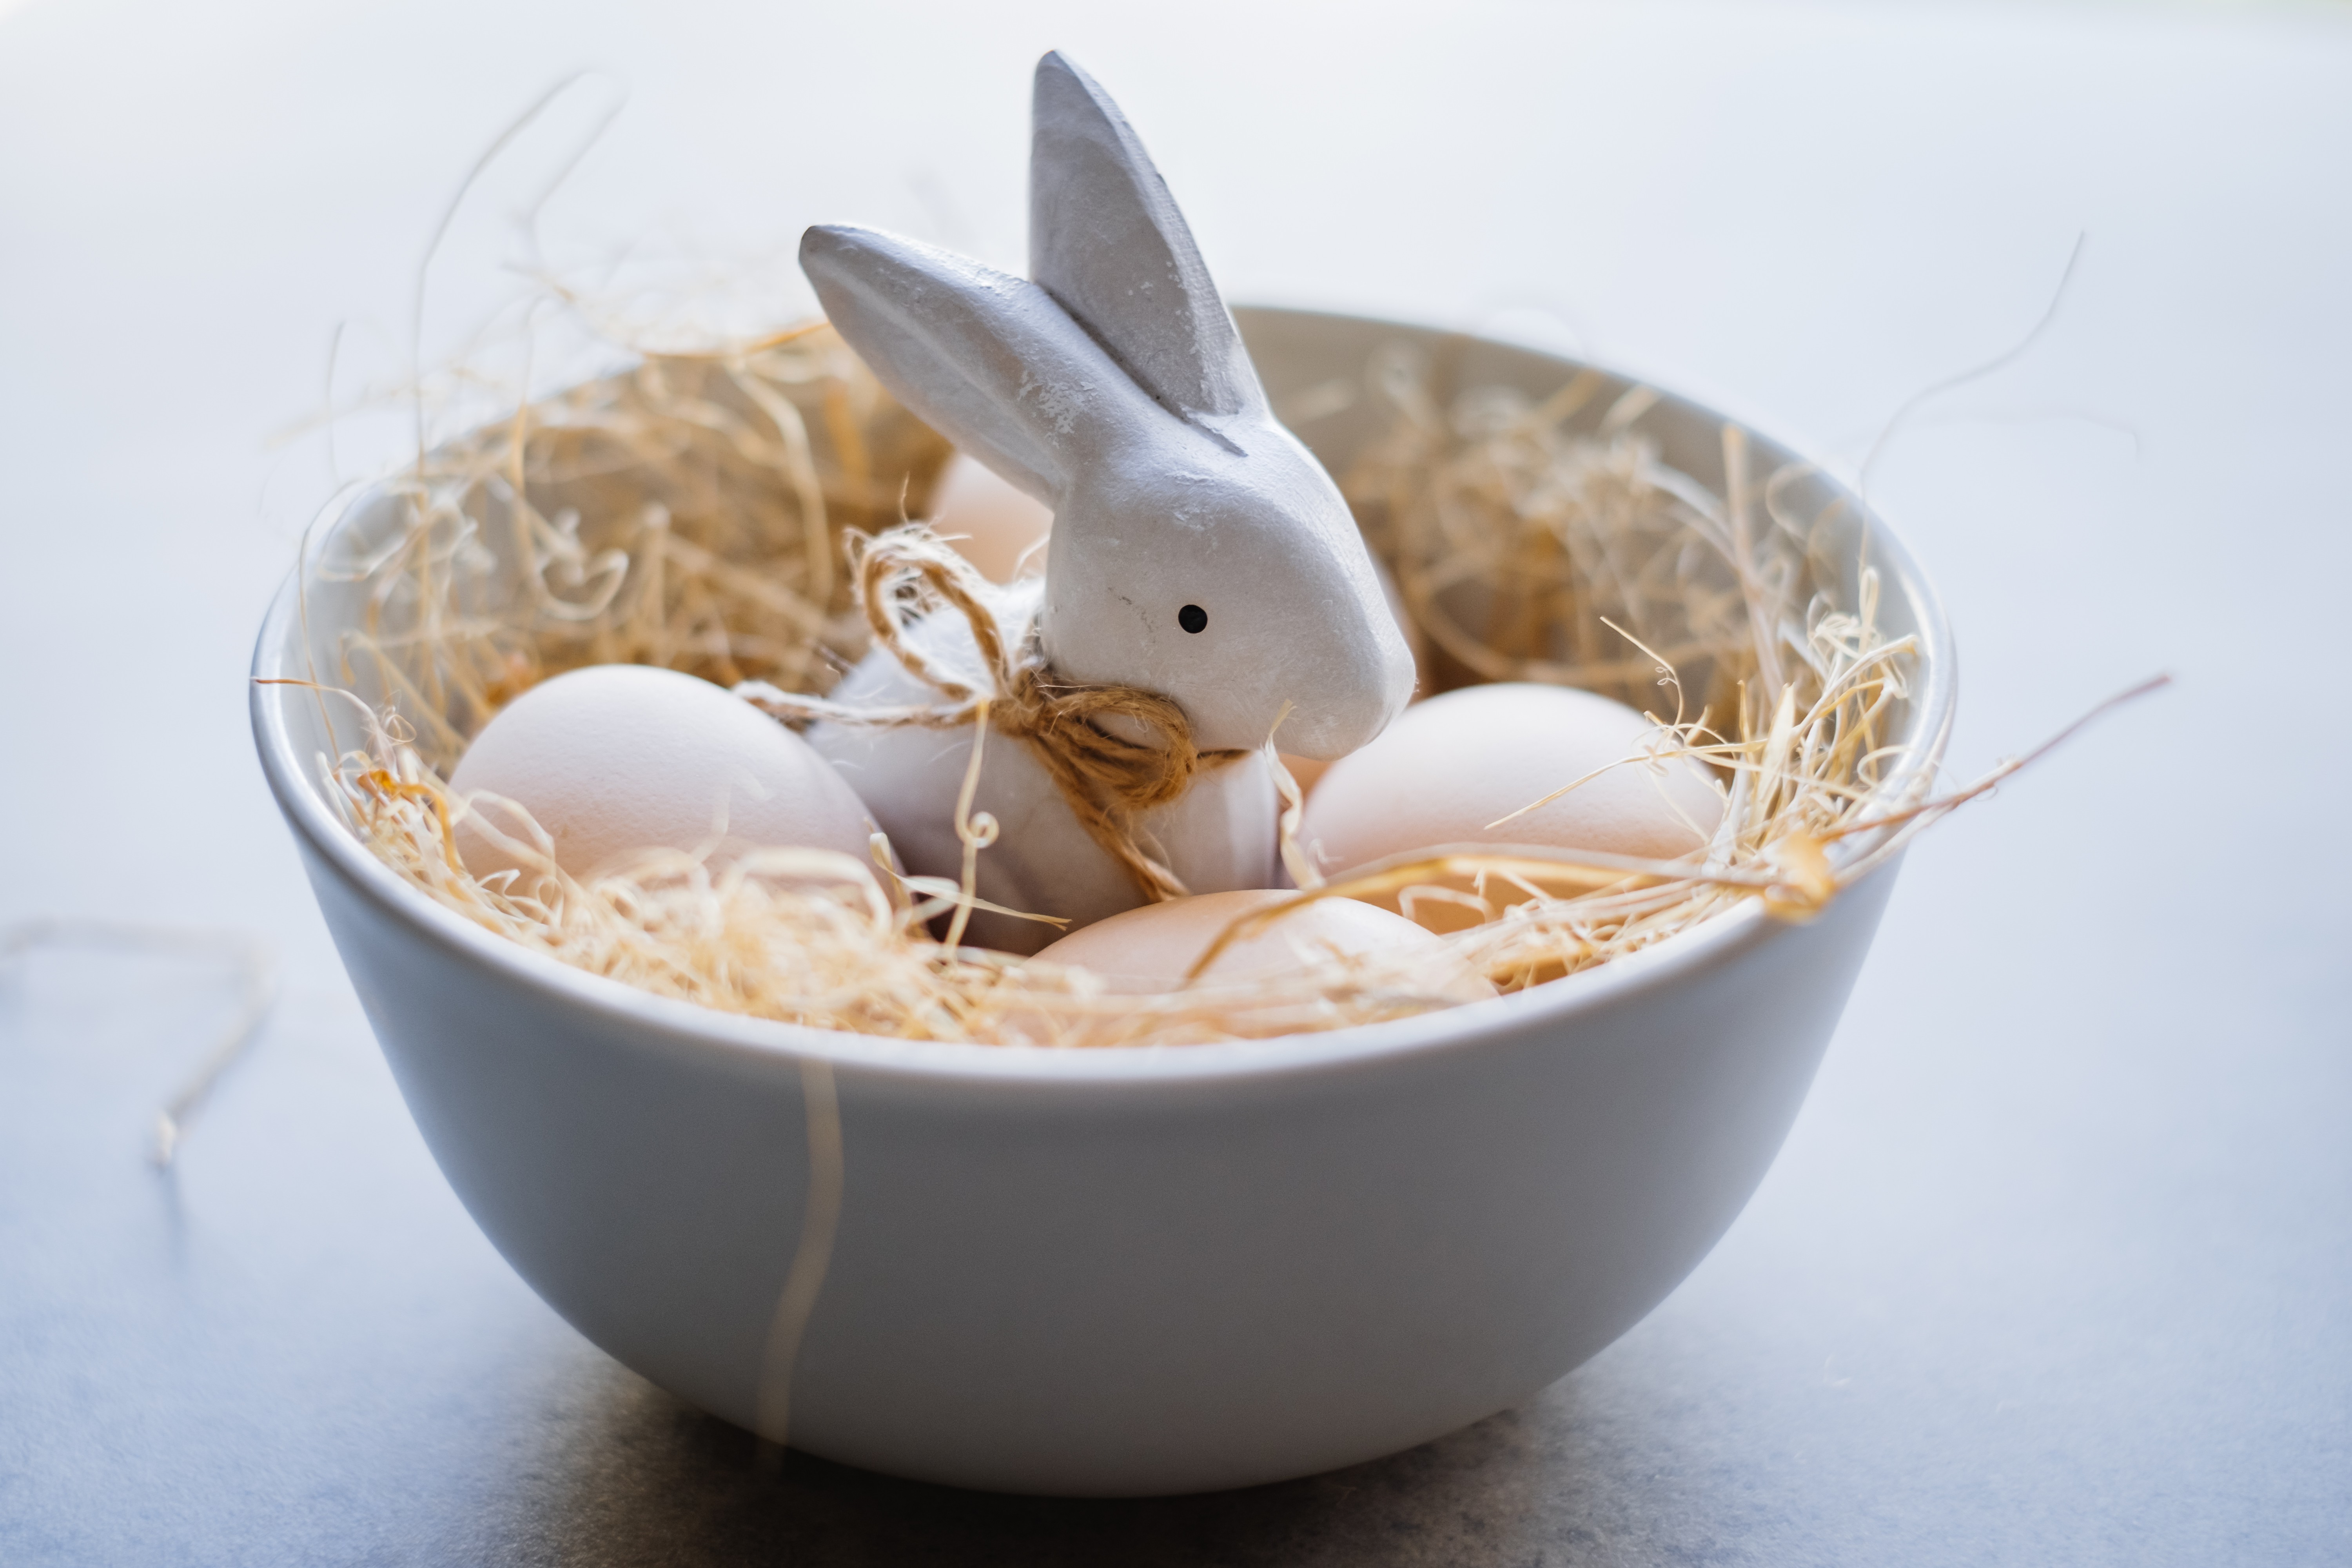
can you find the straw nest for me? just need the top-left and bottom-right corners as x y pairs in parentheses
(295, 314), (1965, 1049)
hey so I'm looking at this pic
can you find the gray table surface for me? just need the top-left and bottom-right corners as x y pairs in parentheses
(3, 1), (2346, 1563)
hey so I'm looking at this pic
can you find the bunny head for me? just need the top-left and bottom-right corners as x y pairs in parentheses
(800, 52), (1414, 760)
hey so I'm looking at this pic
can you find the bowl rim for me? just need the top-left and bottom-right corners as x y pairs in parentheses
(249, 306), (1957, 1091)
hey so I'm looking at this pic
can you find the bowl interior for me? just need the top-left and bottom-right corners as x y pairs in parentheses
(255, 307), (1954, 1067)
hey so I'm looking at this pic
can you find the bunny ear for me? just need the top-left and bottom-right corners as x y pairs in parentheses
(1029, 52), (1266, 424)
(801, 224), (1142, 503)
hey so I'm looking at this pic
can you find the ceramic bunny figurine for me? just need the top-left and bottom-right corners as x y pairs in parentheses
(801, 51), (1414, 953)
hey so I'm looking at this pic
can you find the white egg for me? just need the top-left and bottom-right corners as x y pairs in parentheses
(1298, 682), (1723, 928)
(449, 664), (877, 887)
(929, 450), (1053, 584)
(1031, 887), (1492, 1003)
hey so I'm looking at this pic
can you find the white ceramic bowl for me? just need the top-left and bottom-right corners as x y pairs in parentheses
(251, 309), (1955, 1497)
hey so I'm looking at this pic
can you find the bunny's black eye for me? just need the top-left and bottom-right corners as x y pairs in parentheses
(1178, 604), (1208, 634)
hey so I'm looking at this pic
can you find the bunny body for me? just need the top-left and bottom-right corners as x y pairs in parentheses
(802, 53), (1412, 953)
(813, 577), (1281, 953)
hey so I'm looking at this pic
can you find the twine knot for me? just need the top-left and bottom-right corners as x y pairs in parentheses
(740, 525), (1243, 902)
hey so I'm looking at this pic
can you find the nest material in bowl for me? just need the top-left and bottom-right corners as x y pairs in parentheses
(300, 314), (1952, 1048)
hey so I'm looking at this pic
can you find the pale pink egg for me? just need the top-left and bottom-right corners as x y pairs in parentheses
(929, 450), (1053, 584)
(1298, 682), (1722, 928)
(1031, 887), (1492, 1003)
(449, 664), (876, 887)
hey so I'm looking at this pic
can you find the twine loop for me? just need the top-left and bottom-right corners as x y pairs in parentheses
(739, 525), (1244, 902)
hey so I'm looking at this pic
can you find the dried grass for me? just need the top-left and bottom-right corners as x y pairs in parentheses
(294, 309), (2008, 1049)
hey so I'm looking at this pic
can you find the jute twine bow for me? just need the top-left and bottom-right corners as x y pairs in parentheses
(737, 525), (1246, 903)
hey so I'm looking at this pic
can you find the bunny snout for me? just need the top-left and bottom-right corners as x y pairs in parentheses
(1039, 428), (1416, 761)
